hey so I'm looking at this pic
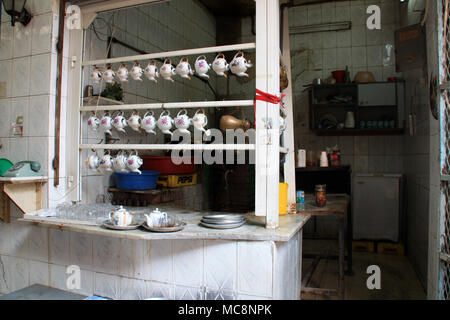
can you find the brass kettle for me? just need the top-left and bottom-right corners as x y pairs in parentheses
(219, 114), (251, 131)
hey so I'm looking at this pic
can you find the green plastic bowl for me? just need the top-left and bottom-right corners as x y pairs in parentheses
(0, 158), (13, 176)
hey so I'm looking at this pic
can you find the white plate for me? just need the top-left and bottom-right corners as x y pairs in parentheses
(202, 214), (245, 221)
(101, 220), (142, 230)
(201, 218), (245, 225)
(200, 221), (246, 229)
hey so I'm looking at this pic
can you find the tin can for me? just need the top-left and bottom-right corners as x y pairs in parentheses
(296, 190), (305, 211)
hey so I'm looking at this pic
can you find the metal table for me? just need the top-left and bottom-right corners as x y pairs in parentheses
(299, 194), (350, 300)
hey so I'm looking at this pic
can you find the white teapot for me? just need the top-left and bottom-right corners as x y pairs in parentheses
(174, 109), (191, 134)
(194, 55), (211, 79)
(230, 51), (252, 77)
(144, 60), (159, 82)
(176, 57), (193, 80)
(127, 112), (142, 132)
(85, 154), (100, 170)
(117, 63), (129, 82)
(100, 112), (113, 135)
(103, 66), (115, 83)
(112, 111), (127, 133)
(130, 61), (143, 81)
(113, 151), (128, 173)
(160, 58), (176, 82)
(212, 53), (229, 77)
(109, 206), (134, 227)
(99, 152), (113, 172)
(90, 66), (102, 84)
(144, 208), (168, 228)
(141, 111), (157, 134)
(87, 114), (100, 131)
(157, 110), (174, 136)
(126, 152), (143, 174)
(193, 109), (211, 136)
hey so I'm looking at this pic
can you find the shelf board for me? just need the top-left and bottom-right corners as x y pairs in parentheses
(79, 144), (256, 151)
(312, 103), (356, 108)
(83, 96), (124, 106)
(82, 42), (256, 67)
(80, 100), (255, 112)
(314, 128), (404, 136)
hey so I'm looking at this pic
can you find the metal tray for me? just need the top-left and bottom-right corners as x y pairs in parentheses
(141, 222), (186, 233)
(202, 214), (245, 221)
(201, 218), (245, 225)
(101, 220), (142, 230)
(199, 221), (246, 229)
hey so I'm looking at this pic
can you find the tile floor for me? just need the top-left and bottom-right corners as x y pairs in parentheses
(301, 239), (426, 300)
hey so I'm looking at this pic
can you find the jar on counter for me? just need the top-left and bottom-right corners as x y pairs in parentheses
(315, 184), (327, 207)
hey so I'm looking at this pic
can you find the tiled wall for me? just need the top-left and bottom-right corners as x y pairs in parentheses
(399, 0), (437, 291)
(0, 205), (302, 299)
(290, 0), (403, 176)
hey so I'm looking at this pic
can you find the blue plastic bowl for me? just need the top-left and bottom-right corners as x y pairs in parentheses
(114, 170), (160, 191)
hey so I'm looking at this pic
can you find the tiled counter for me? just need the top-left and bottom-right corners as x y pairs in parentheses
(0, 205), (308, 300)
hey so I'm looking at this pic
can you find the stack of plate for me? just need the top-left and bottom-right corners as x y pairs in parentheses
(200, 214), (246, 229)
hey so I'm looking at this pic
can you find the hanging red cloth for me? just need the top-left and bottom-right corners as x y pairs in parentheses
(253, 89), (286, 128)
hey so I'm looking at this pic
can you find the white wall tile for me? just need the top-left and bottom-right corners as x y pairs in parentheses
(49, 229), (70, 266)
(29, 260), (49, 287)
(2, 256), (29, 293)
(150, 240), (173, 283)
(13, 23), (32, 58)
(237, 241), (273, 297)
(28, 226), (49, 262)
(30, 53), (52, 95)
(69, 232), (93, 270)
(31, 13), (53, 55)
(11, 57), (30, 97)
(0, 23), (13, 60)
(173, 239), (203, 287)
(92, 235), (120, 275)
(94, 272), (121, 299)
(205, 240), (237, 291)
(29, 95), (50, 137)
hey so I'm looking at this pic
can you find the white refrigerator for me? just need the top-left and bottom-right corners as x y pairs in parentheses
(352, 174), (403, 242)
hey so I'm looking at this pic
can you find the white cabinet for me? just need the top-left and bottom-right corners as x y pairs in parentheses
(353, 174), (402, 242)
(358, 82), (397, 106)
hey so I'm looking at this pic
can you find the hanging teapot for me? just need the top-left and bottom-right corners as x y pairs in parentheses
(90, 66), (102, 84)
(157, 110), (174, 136)
(144, 60), (159, 82)
(230, 51), (252, 77)
(130, 61), (143, 81)
(212, 53), (229, 77)
(117, 63), (129, 82)
(160, 58), (176, 82)
(141, 110), (157, 134)
(195, 55), (211, 79)
(176, 57), (194, 80)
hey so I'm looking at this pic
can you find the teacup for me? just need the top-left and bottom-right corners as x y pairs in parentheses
(103, 65), (115, 83)
(127, 152), (143, 174)
(100, 112), (113, 135)
(113, 152), (128, 173)
(144, 60), (159, 82)
(141, 111), (157, 134)
(176, 57), (193, 80)
(194, 55), (210, 79)
(130, 61), (143, 81)
(160, 58), (176, 82)
(230, 51), (252, 77)
(117, 63), (129, 82)
(90, 66), (102, 84)
(109, 206), (134, 227)
(157, 110), (174, 136)
(87, 114), (100, 131)
(85, 154), (100, 170)
(212, 53), (229, 77)
(112, 111), (127, 133)
(193, 109), (211, 136)
(99, 152), (113, 172)
(174, 109), (191, 134)
(127, 112), (141, 132)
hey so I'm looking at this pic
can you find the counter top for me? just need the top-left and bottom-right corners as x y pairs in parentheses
(20, 204), (310, 242)
(19, 195), (349, 242)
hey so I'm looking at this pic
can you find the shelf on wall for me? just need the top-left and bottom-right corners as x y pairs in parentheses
(314, 128), (404, 136)
(82, 42), (256, 67)
(79, 144), (257, 151)
(79, 100), (255, 112)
